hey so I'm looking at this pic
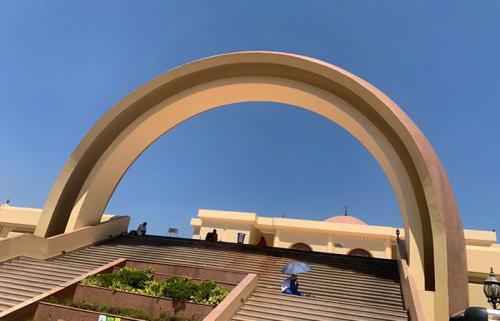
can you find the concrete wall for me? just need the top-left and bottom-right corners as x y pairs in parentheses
(191, 209), (399, 258)
(0, 215), (130, 262)
(0, 204), (40, 239)
(191, 209), (500, 265)
(466, 245), (500, 308)
(192, 210), (257, 244)
(331, 237), (389, 258)
(0, 204), (117, 240)
(196, 223), (252, 244)
(274, 230), (329, 253)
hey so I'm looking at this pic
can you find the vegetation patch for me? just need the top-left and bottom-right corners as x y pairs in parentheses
(80, 267), (229, 305)
(43, 297), (199, 321)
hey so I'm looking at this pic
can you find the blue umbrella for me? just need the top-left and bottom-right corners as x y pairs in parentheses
(281, 262), (311, 275)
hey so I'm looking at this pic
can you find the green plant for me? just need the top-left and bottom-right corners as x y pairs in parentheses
(80, 273), (115, 288)
(43, 297), (200, 321)
(80, 267), (229, 305)
(195, 280), (228, 305)
(114, 266), (154, 288)
(141, 280), (167, 297)
(162, 277), (197, 301)
(81, 266), (155, 293)
(199, 284), (229, 305)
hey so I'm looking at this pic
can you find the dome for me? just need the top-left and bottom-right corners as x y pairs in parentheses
(325, 215), (367, 225)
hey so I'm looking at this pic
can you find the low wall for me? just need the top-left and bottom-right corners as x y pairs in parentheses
(396, 239), (427, 321)
(74, 285), (213, 319)
(0, 215), (130, 262)
(203, 273), (258, 321)
(34, 302), (141, 321)
(123, 261), (248, 290)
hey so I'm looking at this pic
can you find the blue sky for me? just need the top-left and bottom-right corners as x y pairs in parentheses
(0, 1), (499, 237)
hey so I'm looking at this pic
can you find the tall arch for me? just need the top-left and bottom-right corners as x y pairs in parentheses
(34, 51), (467, 318)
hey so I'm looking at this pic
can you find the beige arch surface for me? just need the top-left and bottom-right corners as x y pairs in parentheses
(34, 51), (467, 318)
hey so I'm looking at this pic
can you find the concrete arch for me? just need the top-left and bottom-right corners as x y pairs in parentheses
(34, 51), (467, 318)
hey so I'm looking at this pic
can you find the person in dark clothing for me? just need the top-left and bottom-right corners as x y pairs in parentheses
(257, 236), (267, 247)
(136, 222), (147, 236)
(205, 229), (218, 242)
(129, 222), (147, 236)
(281, 274), (301, 296)
(211, 229), (218, 241)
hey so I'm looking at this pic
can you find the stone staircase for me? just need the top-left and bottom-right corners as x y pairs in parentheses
(0, 235), (408, 320)
(0, 256), (98, 313)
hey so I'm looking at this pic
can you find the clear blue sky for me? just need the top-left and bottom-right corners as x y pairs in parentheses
(0, 1), (499, 237)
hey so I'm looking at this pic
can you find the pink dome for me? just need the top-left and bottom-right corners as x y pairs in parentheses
(325, 215), (367, 225)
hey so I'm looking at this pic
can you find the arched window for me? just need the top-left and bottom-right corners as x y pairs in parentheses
(290, 243), (313, 251)
(348, 248), (372, 257)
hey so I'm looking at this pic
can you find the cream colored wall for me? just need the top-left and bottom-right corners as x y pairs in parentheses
(0, 204), (41, 225)
(331, 237), (388, 258)
(465, 245), (500, 308)
(0, 204), (117, 240)
(190, 208), (500, 309)
(272, 231), (389, 258)
(191, 209), (395, 258)
(468, 283), (488, 308)
(464, 230), (497, 246)
(269, 217), (396, 258)
(195, 221), (254, 245)
(248, 228), (261, 245)
(0, 215), (130, 262)
(274, 230), (329, 253)
(260, 233), (274, 247)
(199, 224), (253, 244)
(467, 245), (500, 276)
(192, 210), (258, 244)
(271, 217), (396, 238)
(0, 205), (40, 239)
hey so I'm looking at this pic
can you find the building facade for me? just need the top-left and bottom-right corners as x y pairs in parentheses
(191, 209), (497, 259)
(191, 208), (500, 308)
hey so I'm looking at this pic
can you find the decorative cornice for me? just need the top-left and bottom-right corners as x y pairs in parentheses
(201, 219), (253, 231)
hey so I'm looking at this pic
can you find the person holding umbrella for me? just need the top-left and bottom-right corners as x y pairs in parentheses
(282, 274), (301, 295)
(281, 262), (311, 296)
